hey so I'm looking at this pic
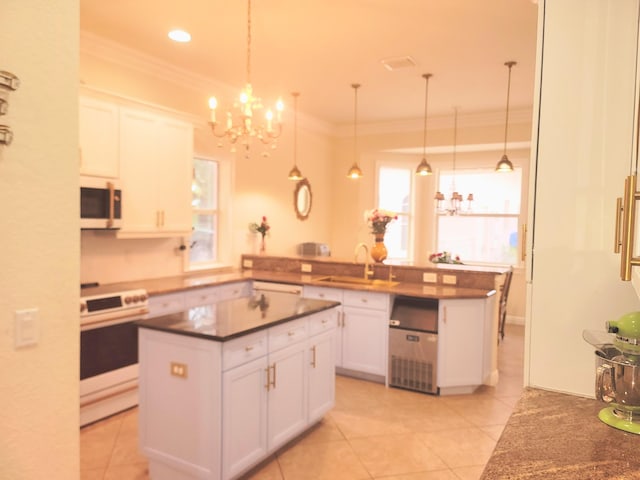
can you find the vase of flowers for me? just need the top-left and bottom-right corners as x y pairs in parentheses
(429, 251), (463, 264)
(249, 216), (270, 254)
(365, 209), (397, 263)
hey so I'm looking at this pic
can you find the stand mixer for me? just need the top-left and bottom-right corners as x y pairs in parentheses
(584, 311), (640, 434)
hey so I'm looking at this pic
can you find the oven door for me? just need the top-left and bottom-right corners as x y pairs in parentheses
(80, 319), (139, 426)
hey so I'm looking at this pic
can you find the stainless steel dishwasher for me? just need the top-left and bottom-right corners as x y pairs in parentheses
(388, 296), (439, 394)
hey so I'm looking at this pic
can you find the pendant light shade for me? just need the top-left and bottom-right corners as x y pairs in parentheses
(416, 73), (433, 176)
(496, 61), (516, 173)
(288, 92), (304, 180)
(347, 83), (363, 179)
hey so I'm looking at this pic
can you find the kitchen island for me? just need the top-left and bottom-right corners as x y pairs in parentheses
(136, 291), (340, 480)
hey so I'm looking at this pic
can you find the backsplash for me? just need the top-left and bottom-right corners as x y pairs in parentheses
(241, 254), (505, 290)
(81, 231), (185, 285)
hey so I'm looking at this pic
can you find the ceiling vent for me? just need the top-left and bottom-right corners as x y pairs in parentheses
(381, 56), (417, 71)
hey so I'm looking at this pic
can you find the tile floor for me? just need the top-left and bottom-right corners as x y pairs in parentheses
(81, 324), (524, 480)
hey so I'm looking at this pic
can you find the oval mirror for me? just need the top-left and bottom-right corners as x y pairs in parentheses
(294, 178), (312, 221)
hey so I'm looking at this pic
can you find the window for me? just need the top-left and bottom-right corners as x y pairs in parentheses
(377, 165), (413, 261)
(436, 168), (522, 264)
(190, 157), (219, 267)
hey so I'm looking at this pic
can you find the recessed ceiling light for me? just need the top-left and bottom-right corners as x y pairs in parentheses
(168, 30), (191, 43)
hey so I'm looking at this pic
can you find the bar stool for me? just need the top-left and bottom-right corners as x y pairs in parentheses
(498, 267), (513, 341)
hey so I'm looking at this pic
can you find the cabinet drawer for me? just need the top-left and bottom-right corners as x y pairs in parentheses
(148, 292), (185, 317)
(309, 309), (338, 336)
(223, 330), (268, 371)
(269, 318), (308, 352)
(303, 286), (342, 302)
(342, 290), (389, 310)
(184, 287), (221, 308)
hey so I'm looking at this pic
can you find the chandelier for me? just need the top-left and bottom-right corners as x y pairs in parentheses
(208, 0), (283, 158)
(435, 108), (474, 215)
(496, 61), (516, 172)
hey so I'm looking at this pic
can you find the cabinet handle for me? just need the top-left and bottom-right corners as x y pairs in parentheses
(318, 293), (325, 298)
(311, 345), (317, 368)
(321, 318), (328, 324)
(619, 174), (640, 280)
(361, 298), (368, 303)
(245, 345), (254, 352)
(271, 363), (276, 389)
(156, 210), (161, 227)
(520, 223), (527, 262)
(443, 306), (447, 323)
(342, 312), (346, 327)
(288, 331), (295, 337)
(615, 197), (623, 253)
(264, 366), (271, 391)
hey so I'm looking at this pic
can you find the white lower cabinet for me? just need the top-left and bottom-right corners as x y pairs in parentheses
(148, 281), (252, 317)
(437, 298), (494, 393)
(303, 286), (390, 379)
(139, 308), (337, 480)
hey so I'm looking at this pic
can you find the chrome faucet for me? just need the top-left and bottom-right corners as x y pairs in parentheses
(354, 243), (373, 279)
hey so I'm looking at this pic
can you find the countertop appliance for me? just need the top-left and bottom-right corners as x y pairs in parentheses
(80, 176), (122, 230)
(80, 288), (148, 426)
(388, 296), (439, 395)
(584, 311), (640, 434)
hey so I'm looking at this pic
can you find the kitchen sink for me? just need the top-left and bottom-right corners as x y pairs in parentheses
(313, 275), (399, 287)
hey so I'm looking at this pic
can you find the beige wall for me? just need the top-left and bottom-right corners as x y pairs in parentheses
(0, 1), (80, 479)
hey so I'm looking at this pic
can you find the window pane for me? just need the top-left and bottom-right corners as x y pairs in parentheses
(192, 158), (218, 210)
(439, 168), (521, 214)
(437, 216), (519, 264)
(190, 214), (218, 263)
(378, 167), (411, 213)
(378, 166), (411, 260)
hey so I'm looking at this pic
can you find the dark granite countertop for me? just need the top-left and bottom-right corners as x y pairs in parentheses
(481, 388), (640, 479)
(136, 290), (340, 341)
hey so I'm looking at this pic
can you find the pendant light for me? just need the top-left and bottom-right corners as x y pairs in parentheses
(287, 92), (304, 180)
(496, 61), (516, 172)
(346, 83), (363, 179)
(416, 73), (433, 176)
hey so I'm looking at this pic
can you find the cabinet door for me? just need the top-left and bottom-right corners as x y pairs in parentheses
(222, 356), (268, 480)
(267, 342), (308, 451)
(154, 117), (193, 234)
(118, 107), (193, 237)
(341, 306), (387, 376)
(308, 329), (335, 423)
(437, 299), (484, 388)
(79, 96), (119, 178)
(303, 286), (343, 366)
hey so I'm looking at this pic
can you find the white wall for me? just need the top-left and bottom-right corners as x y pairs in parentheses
(0, 1), (80, 479)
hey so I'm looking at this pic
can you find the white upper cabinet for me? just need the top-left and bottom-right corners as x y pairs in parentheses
(79, 96), (120, 178)
(117, 106), (193, 238)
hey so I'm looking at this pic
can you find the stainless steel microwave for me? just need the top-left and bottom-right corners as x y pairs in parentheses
(80, 176), (122, 230)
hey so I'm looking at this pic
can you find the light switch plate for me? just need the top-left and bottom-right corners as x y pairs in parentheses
(422, 272), (437, 283)
(243, 259), (253, 268)
(301, 263), (312, 273)
(15, 308), (39, 348)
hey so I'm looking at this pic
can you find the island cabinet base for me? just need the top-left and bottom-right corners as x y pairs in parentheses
(138, 308), (337, 480)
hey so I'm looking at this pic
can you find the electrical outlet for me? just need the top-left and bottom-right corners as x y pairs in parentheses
(422, 272), (437, 283)
(170, 362), (188, 378)
(301, 263), (312, 273)
(243, 259), (253, 269)
(443, 274), (457, 285)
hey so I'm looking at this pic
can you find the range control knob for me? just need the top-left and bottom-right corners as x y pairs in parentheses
(140, 294), (148, 302)
(124, 296), (132, 304)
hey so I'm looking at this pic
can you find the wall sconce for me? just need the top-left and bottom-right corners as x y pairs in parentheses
(0, 70), (20, 147)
